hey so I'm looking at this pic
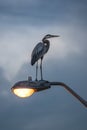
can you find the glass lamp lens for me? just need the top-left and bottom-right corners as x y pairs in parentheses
(13, 88), (35, 98)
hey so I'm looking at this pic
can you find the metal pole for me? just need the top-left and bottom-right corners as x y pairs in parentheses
(50, 82), (87, 107)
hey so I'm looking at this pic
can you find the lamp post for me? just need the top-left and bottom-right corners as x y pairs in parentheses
(11, 76), (87, 107)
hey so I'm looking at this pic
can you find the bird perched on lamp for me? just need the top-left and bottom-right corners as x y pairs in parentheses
(31, 34), (60, 81)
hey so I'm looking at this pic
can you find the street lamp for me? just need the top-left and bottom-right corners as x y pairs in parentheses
(11, 76), (87, 107)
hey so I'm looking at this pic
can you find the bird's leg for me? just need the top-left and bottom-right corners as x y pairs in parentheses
(36, 61), (38, 81)
(40, 57), (43, 80)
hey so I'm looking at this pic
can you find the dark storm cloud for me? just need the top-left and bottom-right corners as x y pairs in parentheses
(0, 0), (87, 25)
(0, 67), (10, 97)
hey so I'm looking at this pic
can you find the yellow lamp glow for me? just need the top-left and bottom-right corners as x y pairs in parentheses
(12, 88), (35, 98)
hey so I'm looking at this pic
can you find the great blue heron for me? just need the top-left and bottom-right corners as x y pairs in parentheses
(31, 34), (60, 80)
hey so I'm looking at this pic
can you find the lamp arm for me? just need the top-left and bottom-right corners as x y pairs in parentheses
(50, 82), (87, 107)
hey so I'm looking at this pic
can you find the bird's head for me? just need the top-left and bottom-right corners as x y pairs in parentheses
(42, 34), (60, 41)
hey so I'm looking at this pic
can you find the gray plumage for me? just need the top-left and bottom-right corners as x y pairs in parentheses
(31, 40), (50, 65)
(31, 34), (59, 80)
(31, 34), (59, 65)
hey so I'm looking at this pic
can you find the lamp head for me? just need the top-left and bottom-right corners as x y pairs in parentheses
(11, 81), (35, 98)
(11, 80), (51, 98)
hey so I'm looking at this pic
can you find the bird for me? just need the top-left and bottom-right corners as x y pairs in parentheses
(31, 34), (60, 81)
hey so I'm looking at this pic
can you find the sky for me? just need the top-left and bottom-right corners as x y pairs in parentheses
(0, 0), (87, 130)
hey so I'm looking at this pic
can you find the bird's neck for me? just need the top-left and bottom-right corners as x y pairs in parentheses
(43, 40), (50, 49)
(42, 39), (49, 44)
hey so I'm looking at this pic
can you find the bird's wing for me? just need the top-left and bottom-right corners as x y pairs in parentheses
(31, 42), (44, 65)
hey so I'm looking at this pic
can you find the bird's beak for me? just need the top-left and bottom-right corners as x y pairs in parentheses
(50, 35), (60, 38)
(42, 34), (60, 41)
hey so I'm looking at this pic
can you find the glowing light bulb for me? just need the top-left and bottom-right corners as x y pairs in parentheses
(12, 88), (35, 98)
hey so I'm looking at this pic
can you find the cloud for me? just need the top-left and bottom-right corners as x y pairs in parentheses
(0, 67), (11, 114)
(0, 25), (42, 79)
(0, 0), (87, 26)
(0, 0), (40, 6)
